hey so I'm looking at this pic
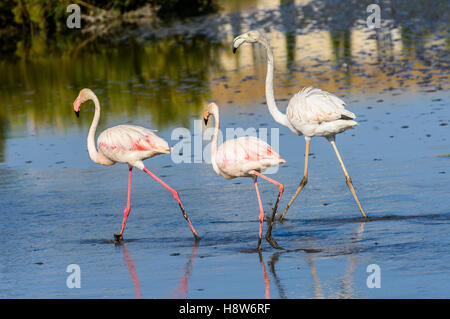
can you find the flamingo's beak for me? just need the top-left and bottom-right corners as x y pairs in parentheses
(73, 97), (81, 118)
(232, 36), (239, 54)
(232, 35), (245, 54)
(203, 110), (209, 125)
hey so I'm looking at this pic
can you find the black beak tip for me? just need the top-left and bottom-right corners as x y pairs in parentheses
(75, 111), (79, 118)
(232, 47), (237, 54)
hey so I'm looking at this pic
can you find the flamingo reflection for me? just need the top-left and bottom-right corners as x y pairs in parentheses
(118, 241), (199, 299)
(258, 252), (271, 299)
(120, 243), (142, 299)
(172, 242), (199, 298)
(264, 221), (365, 298)
(333, 221), (365, 298)
(267, 252), (287, 299)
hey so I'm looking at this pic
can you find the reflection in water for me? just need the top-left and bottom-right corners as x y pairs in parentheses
(0, 1), (447, 139)
(306, 255), (325, 299)
(333, 222), (365, 299)
(119, 241), (199, 298)
(0, 114), (6, 162)
(119, 243), (143, 299)
(279, 0), (297, 72)
(258, 251), (271, 299)
(0, 36), (223, 137)
(314, 221), (365, 299)
(267, 251), (287, 299)
(265, 221), (366, 298)
(172, 242), (199, 298)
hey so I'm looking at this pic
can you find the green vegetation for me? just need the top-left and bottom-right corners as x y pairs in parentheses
(0, 0), (219, 58)
(0, 35), (224, 136)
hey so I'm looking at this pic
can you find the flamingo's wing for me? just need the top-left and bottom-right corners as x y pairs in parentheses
(287, 87), (356, 125)
(98, 125), (170, 153)
(216, 136), (285, 175)
(238, 136), (284, 163)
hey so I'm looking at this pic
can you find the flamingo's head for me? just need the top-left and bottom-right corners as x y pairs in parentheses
(203, 102), (219, 125)
(73, 88), (94, 118)
(232, 30), (265, 53)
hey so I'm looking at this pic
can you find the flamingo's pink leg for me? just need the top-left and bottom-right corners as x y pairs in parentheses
(252, 171), (284, 214)
(252, 171), (284, 249)
(253, 176), (265, 250)
(116, 166), (133, 240)
(142, 166), (199, 241)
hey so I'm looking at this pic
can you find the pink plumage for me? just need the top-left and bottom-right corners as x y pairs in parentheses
(233, 30), (367, 222)
(73, 88), (198, 242)
(96, 125), (171, 169)
(215, 136), (285, 180)
(203, 103), (285, 250)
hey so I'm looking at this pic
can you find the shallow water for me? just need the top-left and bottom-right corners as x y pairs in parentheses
(0, 0), (449, 298)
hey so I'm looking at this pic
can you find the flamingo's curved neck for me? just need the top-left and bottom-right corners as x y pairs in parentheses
(259, 39), (289, 127)
(87, 94), (101, 164)
(210, 110), (221, 175)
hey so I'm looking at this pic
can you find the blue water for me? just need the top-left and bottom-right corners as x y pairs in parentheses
(1, 89), (449, 298)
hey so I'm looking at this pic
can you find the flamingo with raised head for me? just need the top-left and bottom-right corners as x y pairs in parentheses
(233, 30), (367, 220)
(73, 88), (199, 242)
(203, 103), (285, 250)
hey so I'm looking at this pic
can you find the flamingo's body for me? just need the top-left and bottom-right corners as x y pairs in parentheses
(213, 136), (285, 179)
(96, 125), (171, 169)
(285, 87), (358, 137)
(203, 103), (285, 250)
(233, 31), (367, 220)
(73, 88), (199, 241)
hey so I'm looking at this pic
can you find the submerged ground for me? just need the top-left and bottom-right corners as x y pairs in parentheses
(0, 0), (449, 298)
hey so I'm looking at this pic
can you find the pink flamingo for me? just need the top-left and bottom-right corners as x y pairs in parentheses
(203, 103), (286, 250)
(233, 30), (367, 220)
(73, 88), (199, 242)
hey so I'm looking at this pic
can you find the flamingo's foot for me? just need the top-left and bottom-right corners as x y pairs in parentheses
(240, 247), (262, 253)
(256, 238), (262, 251)
(114, 233), (124, 242)
(265, 234), (284, 250)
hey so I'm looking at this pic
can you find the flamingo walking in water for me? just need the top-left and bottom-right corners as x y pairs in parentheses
(233, 31), (367, 220)
(73, 88), (199, 242)
(203, 103), (285, 250)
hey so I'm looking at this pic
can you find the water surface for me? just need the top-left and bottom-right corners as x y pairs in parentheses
(0, 0), (449, 298)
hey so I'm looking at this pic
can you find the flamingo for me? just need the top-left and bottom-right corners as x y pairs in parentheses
(203, 102), (285, 250)
(232, 30), (367, 220)
(73, 88), (199, 242)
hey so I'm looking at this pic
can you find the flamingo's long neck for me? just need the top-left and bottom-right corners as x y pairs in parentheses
(210, 110), (221, 175)
(260, 39), (289, 127)
(87, 94), (101, 164)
